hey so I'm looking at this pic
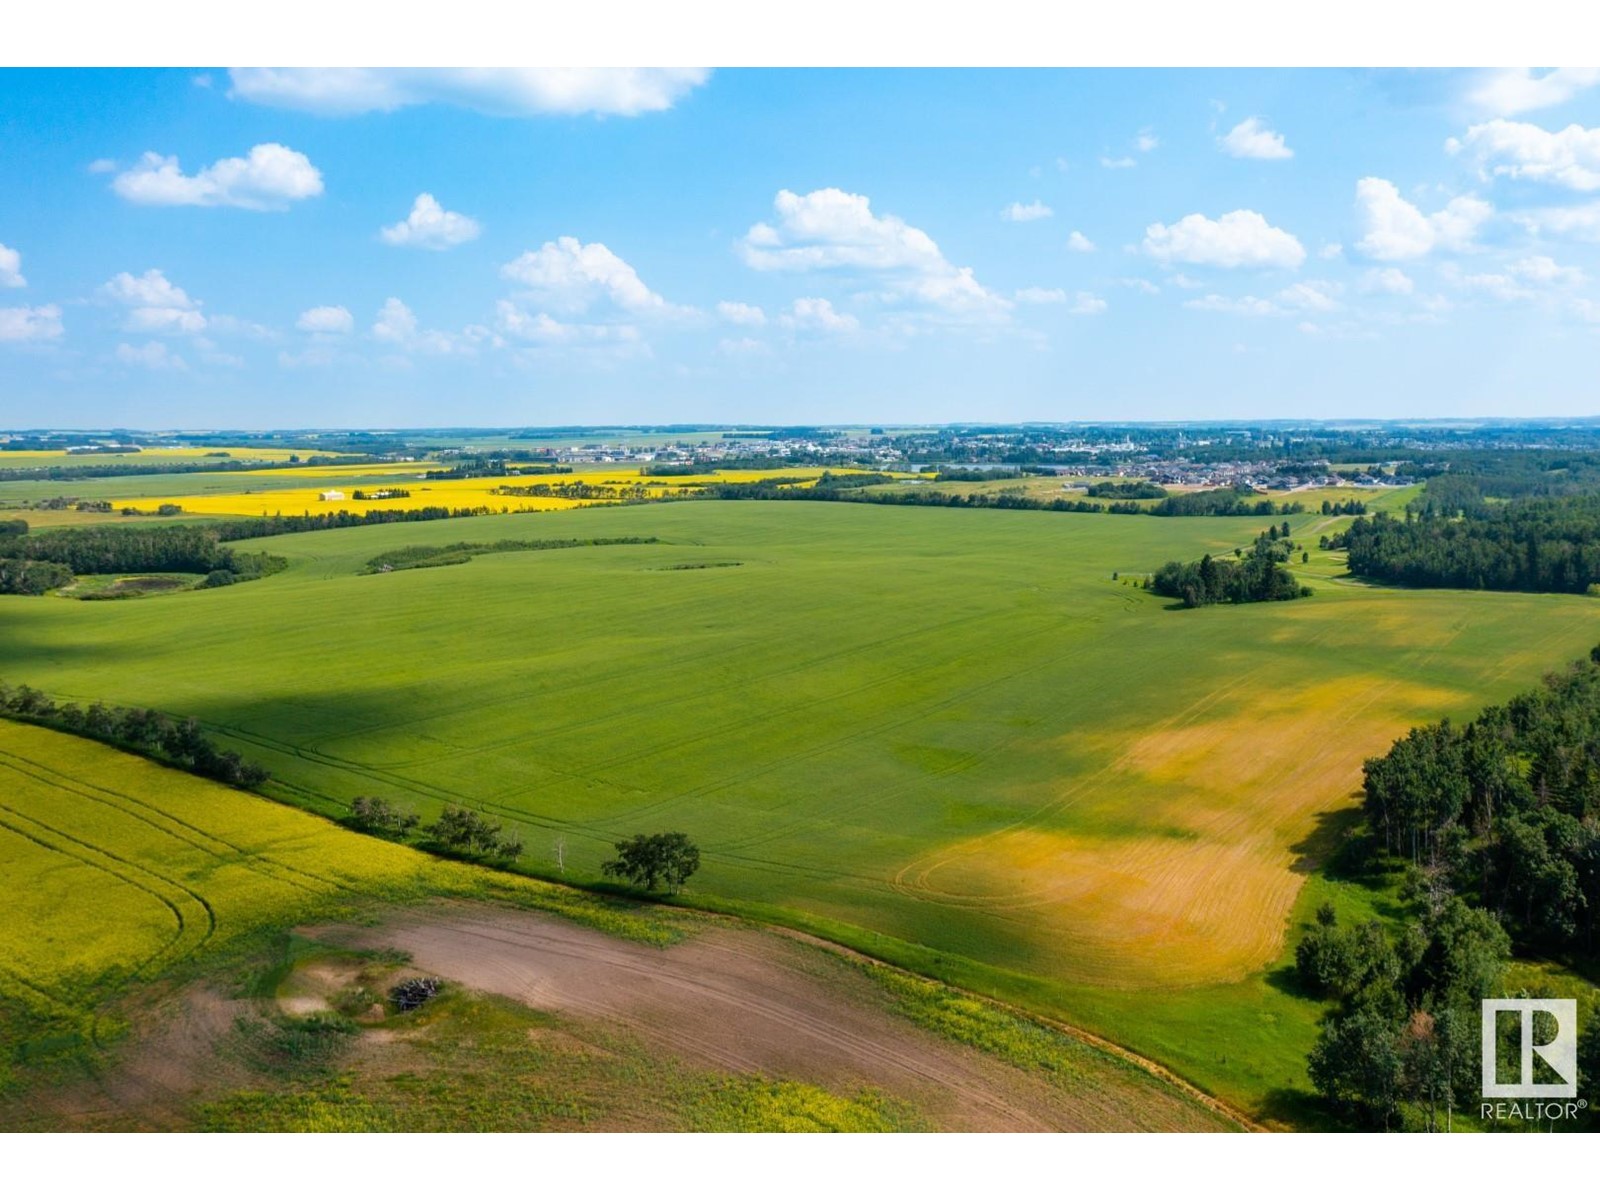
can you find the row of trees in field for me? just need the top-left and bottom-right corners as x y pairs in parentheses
(361, 535), (660, 574)
(0, 681), (268, 787)
(1150, 525), (1311, 607)
(1147, 487), (1304, 517)
(210, 505), (499, 542)
(1085, 480), (1168, 499)
(1319, 498), (1368, 515)
(1303, 647), (1600, 1128)
(1327, 497), (1600, 593)
(346, 792), (701, 891)
(0, 453), (384, 484)
(491, 480), (628, 500)
(690, 476), (1304, 517)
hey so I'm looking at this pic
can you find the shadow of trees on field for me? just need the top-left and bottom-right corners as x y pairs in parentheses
(1289, 796), (1391, 886)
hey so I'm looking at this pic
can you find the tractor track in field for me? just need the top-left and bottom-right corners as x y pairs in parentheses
(0, 745), (347, 899)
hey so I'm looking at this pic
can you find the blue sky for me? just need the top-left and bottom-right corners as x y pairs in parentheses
(4, 67), (1600, 428)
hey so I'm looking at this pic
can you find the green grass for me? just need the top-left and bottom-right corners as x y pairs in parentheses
(3, 499), (1596, 1120)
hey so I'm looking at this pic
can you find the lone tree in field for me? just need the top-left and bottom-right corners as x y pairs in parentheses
(601, 832), (700, 893)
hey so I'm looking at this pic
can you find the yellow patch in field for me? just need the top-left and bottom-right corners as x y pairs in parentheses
(111, 466), (907, 518)
(895, 674), (1469, 988)
(907, 828), (1299, 988)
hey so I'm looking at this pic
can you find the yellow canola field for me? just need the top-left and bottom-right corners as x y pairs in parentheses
(116, 477), (600, 518)
(114, 466), (893, 518)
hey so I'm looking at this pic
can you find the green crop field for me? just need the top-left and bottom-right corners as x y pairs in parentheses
(3, 499), (1597, 1120)
(0, 716), (1232, 1132)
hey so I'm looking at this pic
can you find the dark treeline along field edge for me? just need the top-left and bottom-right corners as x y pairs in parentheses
(1295, 648), (1600, 1131)
(0, 681), (269, 788)
(0, 522), (286, 594)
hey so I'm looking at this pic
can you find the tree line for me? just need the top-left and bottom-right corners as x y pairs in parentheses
(1360, 650), (1600, 951)
(347, 791), (701, 892)
(1085, 480), (1168, 499)
(0, 681), (269, 788)
(210, 505), (500, 542)
(1328, 497), (1600, 593)
(1147, 486), (1304, 517)
(0, 453), (387, 484)
(1150, 524), (1311, 607)
(1319, 498), (1368, 515)
(362, 536), (660, 574)
(0, 524), (287, 594)
(1301, 647), (1600, 1128)
(689, 476), (1303, 517)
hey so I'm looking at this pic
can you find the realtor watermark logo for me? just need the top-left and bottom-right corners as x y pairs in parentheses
(1482, 998), (1577, 1098)
(1480, 998), (1584, 1123)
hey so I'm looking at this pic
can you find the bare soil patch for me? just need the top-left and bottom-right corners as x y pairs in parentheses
(305, 901), (1227, 1131)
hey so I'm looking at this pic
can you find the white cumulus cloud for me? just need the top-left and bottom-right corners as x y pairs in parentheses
(228, 68), (709, 118)
(112, 144), (323, 210)
(100, 269), (208, 334)
(1354, 177), (1492, 260)
(1466, 69), (1600, 117)
(381, 194), (481, 250)
(0, 304), (63, 342)
(1066, 230), (1095, 252)
(740, 188), (1008, 321)
(501, 237), (680, 316)
(371, 297), (482, 355)
(296, 305), (354, 335)
(1143, 210), (1305, 269)
(0, 243), (26, 289)
(1451, 119), (1600, 191)
(1001, 201), (1053, 222)
(1218, 117), (1293, 160)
